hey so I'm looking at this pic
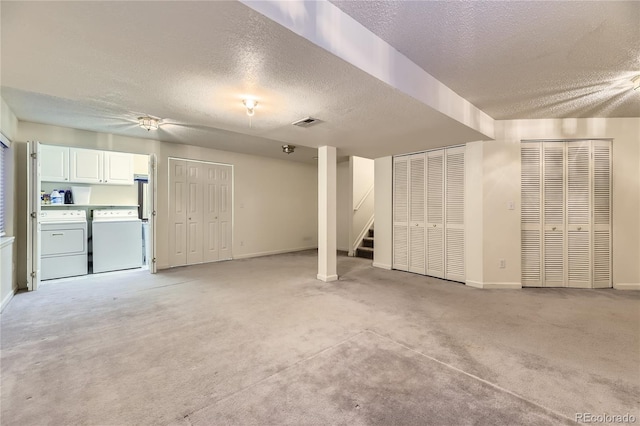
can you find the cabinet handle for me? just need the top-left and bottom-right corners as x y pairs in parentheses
(51, 233), (64, 236)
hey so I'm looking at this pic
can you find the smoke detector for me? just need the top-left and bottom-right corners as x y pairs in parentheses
(292, 117), (321, 127)
(282, 145), (296, 154)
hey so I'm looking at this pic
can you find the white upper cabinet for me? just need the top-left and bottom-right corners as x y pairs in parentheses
(41, 145), (70, 182)
(70, 148), (104, 184)
(104, 151), (134, 185)
(41, 145), (134, 185)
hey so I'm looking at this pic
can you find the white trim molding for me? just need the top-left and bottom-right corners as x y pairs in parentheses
(317, 274), (338, 282)
(613, 283), (640, 291)
(372, 262), (392, 270)
(466, 280), (522, 289)
(232, 246), (318, 260)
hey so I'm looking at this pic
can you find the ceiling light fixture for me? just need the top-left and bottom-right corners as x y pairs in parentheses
(282, 144), (295, 154)
(138, 116), (160, 131)
(243, 99), (257, 116)
(633, 75), (640, 91)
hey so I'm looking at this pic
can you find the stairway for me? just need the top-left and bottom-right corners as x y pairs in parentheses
(356, 227), (374, 259)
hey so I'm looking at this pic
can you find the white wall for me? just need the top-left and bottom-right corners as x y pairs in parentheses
(373, 156), (392, 269)
(374, 118), (640, 289)
(1, 97), (18, 307)
(336, 161), (350, 252)
(487, 118), (640, 288)
(464, 141), (484, 287)
(15, 121), (318, 277)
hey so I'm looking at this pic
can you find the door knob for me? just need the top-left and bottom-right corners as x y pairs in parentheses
(578, 226), (582, 231)
(552, 227), (556, 231)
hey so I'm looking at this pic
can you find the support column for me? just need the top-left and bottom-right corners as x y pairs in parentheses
(318, 146), (338, 282)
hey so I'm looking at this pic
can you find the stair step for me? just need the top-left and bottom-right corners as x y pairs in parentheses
(362, 237), (374, 248)
(356, 247), (374, 259)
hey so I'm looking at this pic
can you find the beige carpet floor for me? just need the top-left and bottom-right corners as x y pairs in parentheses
(1, 251), (638, 425)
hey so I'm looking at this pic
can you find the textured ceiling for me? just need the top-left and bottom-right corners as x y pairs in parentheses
(330, 0), (640, 119)
(1, 1), (638, 164)
(1, 1), (485, 161)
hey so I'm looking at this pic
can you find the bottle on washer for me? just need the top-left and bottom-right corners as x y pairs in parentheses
(50, 189), (62, 205)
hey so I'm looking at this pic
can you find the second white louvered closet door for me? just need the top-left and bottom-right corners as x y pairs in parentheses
(592, 141), (612, 288)
(445, 147), (465, 282)
(409, 154), (426, 274)
(426, 150), (445, 278)
(393, 156), (409, 271)
(566, 141), (591, 287)
(542, 142), (565, 287)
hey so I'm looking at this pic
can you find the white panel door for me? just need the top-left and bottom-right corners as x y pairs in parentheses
(186, 162), (204, 265)
(393, 156), (409, 271)
(170, 159), (233, 267)
(29, 142), (42, 291)
(217, 164), (233, 261)
(445, 147), (465, 282)
(70, 148), (104, 183)
(542, 142), (565, 287)
(40, 144), (69, 182)
(592, 141), (612, 288)
(521, 143), (542, 287)
(202, 163), (219, 263)
(408, 153), (426, 274)
(104, 151), (134, 185)
(566, 141), (591, 288)
(426, 151), (444, 278)
(169, 159), (187, 267)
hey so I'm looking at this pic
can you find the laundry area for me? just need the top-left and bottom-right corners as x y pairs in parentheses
(38, 144), (152, 281)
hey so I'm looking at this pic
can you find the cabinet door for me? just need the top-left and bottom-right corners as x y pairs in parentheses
(41, 145), (69, 182)
(104, 152), (133, 185)
(70, 148), (103, 183)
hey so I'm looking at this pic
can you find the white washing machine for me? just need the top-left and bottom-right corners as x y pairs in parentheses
(40, 210), (88, 280)
(92, 209), (142, 273)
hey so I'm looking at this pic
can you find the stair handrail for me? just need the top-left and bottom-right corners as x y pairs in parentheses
(353, 184), (374, 211)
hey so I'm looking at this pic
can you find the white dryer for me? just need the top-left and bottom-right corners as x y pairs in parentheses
(40, 210), (88, 280)
(92, 209), (142, 273)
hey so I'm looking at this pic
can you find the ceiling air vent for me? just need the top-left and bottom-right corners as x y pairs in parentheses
(292, 117), (321, 127)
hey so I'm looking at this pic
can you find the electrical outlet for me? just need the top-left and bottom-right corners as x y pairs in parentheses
(499, 259), (506, 269)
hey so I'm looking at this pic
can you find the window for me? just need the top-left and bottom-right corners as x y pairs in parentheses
(0, 133), (9, 236)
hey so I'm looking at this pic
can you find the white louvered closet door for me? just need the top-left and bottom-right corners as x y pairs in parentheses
(521, 143), (542, 287)
(408, 153), (426, 274)
(521, 140), (611, 288)
(393, 156), (409, 271)
(445, 147), (465, 282)
(542, 142), (566, 287)
(592, 141), (612, 288)
(566, 141), (591, 287)
(426, 150), (445, 278)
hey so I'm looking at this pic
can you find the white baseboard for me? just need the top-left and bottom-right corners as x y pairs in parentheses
(372, 262), (392, 270)
(317, 274), (338, 282)
(1, 288), (16, 313)
(466, 281), (522, 289)
(233, 246), (318, 260)
(614, 283), (640, 291)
